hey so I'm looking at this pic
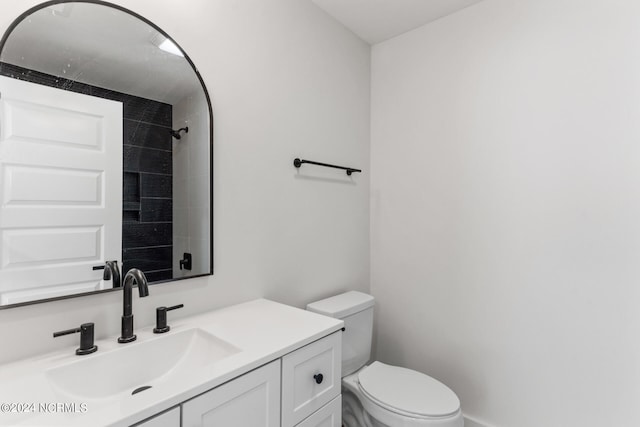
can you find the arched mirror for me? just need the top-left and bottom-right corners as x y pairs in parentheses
(0, 1), (213, 308)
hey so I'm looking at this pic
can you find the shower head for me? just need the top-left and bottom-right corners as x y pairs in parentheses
(170, 127), (189, 140)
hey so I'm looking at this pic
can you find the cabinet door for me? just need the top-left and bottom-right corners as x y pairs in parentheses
(134, 407), (180, 427)
(182, 360), (280, 427)
(296, 395), (341, 427)
(282, 332), (342, 427)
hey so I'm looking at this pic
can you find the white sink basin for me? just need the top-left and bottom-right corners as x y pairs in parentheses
(46, 328), (240, 400)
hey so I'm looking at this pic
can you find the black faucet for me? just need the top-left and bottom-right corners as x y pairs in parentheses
(118, 268), (149, 343)
(103, 260), (121, 288)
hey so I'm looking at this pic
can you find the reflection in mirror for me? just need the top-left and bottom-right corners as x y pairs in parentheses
(0, 1), (212, 308)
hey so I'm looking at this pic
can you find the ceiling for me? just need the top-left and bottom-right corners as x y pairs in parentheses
(311, 0), (485, 44)
(1, 1), (486, 103)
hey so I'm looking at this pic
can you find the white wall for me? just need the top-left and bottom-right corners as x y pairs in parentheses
(0, 0), (370, 364)
(173, 90), (211, 278)
(371, 0), (640, 426)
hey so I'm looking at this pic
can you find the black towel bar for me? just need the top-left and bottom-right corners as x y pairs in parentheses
(293, 158), (361, 176)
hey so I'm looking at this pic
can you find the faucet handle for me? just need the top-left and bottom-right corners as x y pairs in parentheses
(154, 304), (184, 333)
(53, 323), (98, 355)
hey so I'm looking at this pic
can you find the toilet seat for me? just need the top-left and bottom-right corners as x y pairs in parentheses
(357, 361), (461, 419)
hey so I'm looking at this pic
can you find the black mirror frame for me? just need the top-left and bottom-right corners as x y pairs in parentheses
(0, 0), (214, 309)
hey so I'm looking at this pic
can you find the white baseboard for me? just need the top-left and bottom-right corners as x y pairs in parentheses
(464, 415), (495, 427)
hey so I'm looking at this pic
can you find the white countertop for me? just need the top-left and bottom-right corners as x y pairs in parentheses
(0, 299), (343, 427)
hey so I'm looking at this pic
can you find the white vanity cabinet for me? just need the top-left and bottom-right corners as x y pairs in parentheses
(134, 407), (181, 427)
(282, 332), (342, 427)
(296, 395), (342, 427)
(0, 299), (344, 427)
(183, 360), (281, 427)
(180, 331), (342, 427)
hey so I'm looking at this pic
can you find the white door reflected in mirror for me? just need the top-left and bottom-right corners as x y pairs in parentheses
(0, 76), (122, 305)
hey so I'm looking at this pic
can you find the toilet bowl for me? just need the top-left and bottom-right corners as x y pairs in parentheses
(342, 363), (463, 427)
(307, 291), (464, 427)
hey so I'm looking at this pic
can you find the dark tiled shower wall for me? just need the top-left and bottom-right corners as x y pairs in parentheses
(122, 113), (173, 283)
(0, 63), (174, 282)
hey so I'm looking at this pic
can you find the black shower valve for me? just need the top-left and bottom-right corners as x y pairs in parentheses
(179, 253), (192, 270)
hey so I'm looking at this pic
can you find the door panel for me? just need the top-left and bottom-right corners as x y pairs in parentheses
(0, 76), (122, 304)
(4, 165), (102, 205)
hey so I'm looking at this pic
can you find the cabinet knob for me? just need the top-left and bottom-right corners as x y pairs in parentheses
(313, 373), (324, 384)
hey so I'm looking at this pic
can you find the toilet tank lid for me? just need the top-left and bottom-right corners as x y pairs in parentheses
(306, 291), (374, 319)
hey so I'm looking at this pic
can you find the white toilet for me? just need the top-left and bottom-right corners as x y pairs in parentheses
(307, 291), (464, 427)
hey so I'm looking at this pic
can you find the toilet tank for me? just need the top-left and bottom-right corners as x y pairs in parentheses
(306, 291), (374, 376)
